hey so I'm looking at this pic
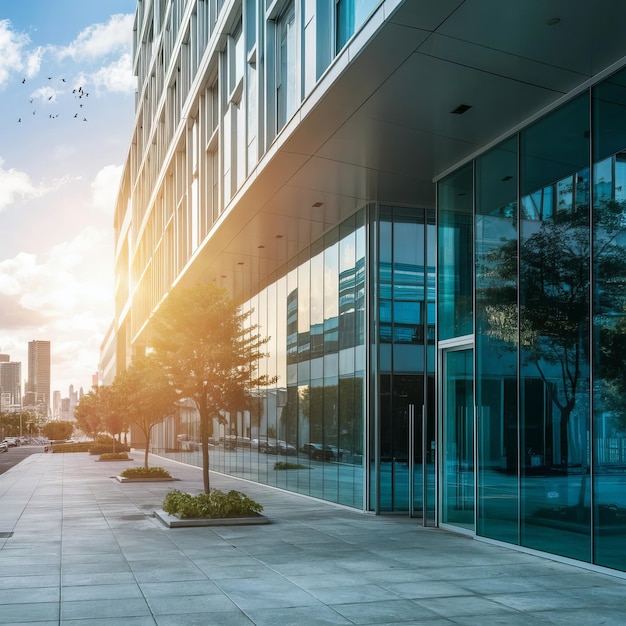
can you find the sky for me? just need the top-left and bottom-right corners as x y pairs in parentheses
(0, 1), (137, 399)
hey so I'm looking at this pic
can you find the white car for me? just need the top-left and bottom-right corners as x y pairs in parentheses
(0, 441), (8, 453)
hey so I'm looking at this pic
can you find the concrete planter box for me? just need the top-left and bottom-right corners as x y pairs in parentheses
(154, 509), (270, 528)
(114, 476), (178, 483)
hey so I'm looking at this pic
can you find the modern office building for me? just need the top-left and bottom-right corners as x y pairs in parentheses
(110, 0), (626, 574)
(24, 340), (50, 416)
(0, 358), (22, 412)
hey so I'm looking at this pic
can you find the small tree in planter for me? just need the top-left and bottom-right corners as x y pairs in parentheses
(114, 354), (179, 470)
(150, 283), (276, 493)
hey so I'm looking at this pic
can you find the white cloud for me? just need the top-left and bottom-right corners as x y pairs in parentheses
(25, 46), (44, 78)
(91, 53), (136, 93)
(0, 19), (30, 86)
(0, 159), (74, 211)
(31, 85), (58, 103)
(91, 164), (123, 215)
(0, 229), (114, 386)
(58, 14), (133, 60)
(0, 159), (41, 211)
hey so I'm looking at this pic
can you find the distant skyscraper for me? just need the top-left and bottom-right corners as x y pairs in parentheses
(25, 340), (51, 416)
(0, 358), (21, 411)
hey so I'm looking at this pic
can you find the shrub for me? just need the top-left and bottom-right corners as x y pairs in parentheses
(99, 452), (130, 460)
(162, 489), (263, 519)
(119, 466), (171, 479)
(50, 442), (91, 453)
(89, 444), (131, 456)
(274, 461), (309, 470)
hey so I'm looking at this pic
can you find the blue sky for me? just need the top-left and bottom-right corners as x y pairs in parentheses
(0, 1), (137, 398)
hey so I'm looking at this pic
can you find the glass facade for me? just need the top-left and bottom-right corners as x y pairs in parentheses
(438, 67), (626, 573)
(156, 205), (435, 517)
(374, 206), (436, 517)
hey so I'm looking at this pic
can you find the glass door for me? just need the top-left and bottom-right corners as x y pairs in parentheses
(441, 346), (475, 530)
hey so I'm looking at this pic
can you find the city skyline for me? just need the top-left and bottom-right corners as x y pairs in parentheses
(0, 1), (136, 393)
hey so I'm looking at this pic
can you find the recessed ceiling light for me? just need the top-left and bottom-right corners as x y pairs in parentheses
(237, 262), (244, 265)
(275, 234), (283, 239)
(312, 202), (323, 207)
(451, 104), (472, 115)
(257, 244), (265, 249)
(547, 17), (560, 26)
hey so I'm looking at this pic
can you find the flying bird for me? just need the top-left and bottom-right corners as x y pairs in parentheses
(21, 78), (25, 84)
(18, 118), (21, 122)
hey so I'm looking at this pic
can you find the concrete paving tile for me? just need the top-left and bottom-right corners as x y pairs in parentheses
(215, 577), (323, 610)
(0, 574), (60, 590)
(418, 595), (519, 618)
(139, 579), (221, 597)
(247, 605), (355, 625)
(61, 598), (152, 620)
(486, 591), (591, 612)
(308, 583), (402, 604)
(62, 617), (157, 626)
(61, 583), (144, 601)
(331, 598), (439, 624)
(146, 593), (240, 615)
(381, 581), (474, 599)
(531, 608), (626, 625)
(0, 601), (59, 623)
(0, 587), (59, 604)
(61, 571), (138, 587)
(287, 572), (376, 590)
(131, 567), (208, 583)
(154, 610), (253, 625)
(449, 615), (547, 625)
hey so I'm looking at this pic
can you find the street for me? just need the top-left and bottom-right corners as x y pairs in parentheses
(0, 445), (44, 475)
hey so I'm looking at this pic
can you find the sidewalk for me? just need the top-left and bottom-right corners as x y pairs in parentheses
(0, 450), (624, 625)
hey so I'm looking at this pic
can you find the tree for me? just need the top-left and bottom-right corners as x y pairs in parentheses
(74, 387), (107, 440)
(42, 421), (74, 441)
(150, 283), (275, 493)
(114, 354), (179, 469)
(98, 385), (129, 452)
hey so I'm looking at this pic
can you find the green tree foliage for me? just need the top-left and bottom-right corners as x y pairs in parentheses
(113, 354), (179, 469)
(97, 385), (129, 453)
(149, 283), (275, 493)
(74, 387), (107, 440)
(42, 420), (74, 441)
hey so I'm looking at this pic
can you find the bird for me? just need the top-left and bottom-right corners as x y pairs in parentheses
(83, 117), (87, 122)
(18, 118), (21, 122)
(61, 78), (66, 82)
(29, 99), (33, 104)
(48, 95), (53, 100)
(21, 78), (25, 84)
(74, 113), (77, 118)
(48, 76), (52, 80)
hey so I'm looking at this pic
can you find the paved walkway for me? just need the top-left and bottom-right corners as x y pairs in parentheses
(0, 450), (624, 625)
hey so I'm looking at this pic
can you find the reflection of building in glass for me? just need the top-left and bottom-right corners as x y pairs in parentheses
(109, 1), (626, 576)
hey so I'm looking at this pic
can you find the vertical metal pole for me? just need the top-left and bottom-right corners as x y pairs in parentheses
(421, 404), (428, 526)
(408, 403), (414, 517)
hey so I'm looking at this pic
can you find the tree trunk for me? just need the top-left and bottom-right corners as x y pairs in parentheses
(200, 404), (210, 493)
(559, 406), (571, 467)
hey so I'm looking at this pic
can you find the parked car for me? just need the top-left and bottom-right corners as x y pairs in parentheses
(300, 443), (336, 461)
(276, 440), (297, 455)
(3, 437), (19, 448)
(0, 441), (7, 453)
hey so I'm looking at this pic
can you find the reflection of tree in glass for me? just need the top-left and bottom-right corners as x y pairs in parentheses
(484, 198), (626, 468)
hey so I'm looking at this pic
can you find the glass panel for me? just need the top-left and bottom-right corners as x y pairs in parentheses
(442, 348), (474, 530)
(475, 136), (520, 543)
(592, 68), (626, 572)
(519, 94), (591, 562)
(277, 2), (296, 130)
(438, 164), (473, 340)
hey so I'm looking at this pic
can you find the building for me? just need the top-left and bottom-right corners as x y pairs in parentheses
(109, 0), (626, 574)
(24, 340), (50, 417)
(0, 358), (22, 412)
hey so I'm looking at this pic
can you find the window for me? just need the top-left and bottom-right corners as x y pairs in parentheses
(277, 2), (297, 130)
